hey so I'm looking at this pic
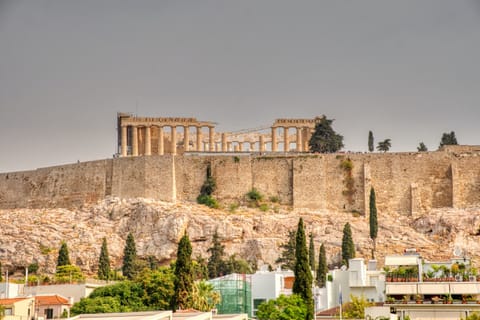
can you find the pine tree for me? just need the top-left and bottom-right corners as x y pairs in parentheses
(275, 230), (296, 270)
(308, 233), (315, 273)
(368, 131), (374, 152)
(417, 142), (428, 152)
(439, 131), (458, 148)
(98, 237), (111, 280)
(341, 223), (355, 267)
(316, 243), (328, 287)
(308, 116), (344, 153)
(207, 229), (225, 279)
(172, 232), (194, 311)
(122, 233), (137, 280)
(57, 241), (71, 268)
(369, 187), (378, 260)
(293, 218), (314, 320)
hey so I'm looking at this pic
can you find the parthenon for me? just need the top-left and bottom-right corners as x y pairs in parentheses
(116, 113), (324, 156)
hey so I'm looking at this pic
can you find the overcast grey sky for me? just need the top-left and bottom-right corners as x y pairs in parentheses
(1, 0), (479, 173)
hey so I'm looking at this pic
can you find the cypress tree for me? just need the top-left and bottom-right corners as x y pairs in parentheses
(0, 261), (2, 282)
(122, 233), (137, 280)
(317, 243), (328, 287)
(341, 223), (355, 267)
(98, 237), (111, 280)
(308, 233), (315, 273)
(368, 131), (374, 152)
(293, 218), (314, 320)
(207, 229), (225, 278)
(275, 230), (296, 271)
(57, 241), (71, 268)
(369, 187), (378, 260)
(172, 232), (194, 311)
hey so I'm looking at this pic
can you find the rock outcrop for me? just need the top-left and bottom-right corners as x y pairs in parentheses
(1, 197), (480, 275)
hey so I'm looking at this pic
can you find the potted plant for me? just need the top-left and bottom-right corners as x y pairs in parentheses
(444, 294), (453, 304)
(416, 294), (423, 304)
(386, 296), (396, 304)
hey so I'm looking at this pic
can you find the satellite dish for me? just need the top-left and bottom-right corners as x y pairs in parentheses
(453, 246), (463, 257)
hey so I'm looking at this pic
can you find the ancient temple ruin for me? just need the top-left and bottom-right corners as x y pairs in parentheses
(116, 113), (324, 156)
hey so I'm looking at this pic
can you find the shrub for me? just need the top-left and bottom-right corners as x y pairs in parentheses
(197, 195), (219, 209)
(247, 188), (263, 202)
(259, 204), (269, 212)
(269, 196), (279, 203)
(229, 203), (239, 213)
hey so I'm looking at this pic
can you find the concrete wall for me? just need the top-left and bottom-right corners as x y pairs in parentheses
(1, 148), (480, 214)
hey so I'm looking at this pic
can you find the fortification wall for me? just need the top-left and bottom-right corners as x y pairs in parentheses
(0, 150), (479, 213)
(0, 160), (109, 208)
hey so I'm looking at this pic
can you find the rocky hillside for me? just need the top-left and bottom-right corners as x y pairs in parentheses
(1, 197), (480, 275)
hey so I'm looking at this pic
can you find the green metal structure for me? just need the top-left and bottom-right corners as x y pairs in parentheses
(209, 273), (252, 317)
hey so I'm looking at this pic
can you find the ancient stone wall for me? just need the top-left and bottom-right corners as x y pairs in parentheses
(0, 160), (109, 208)
(0, 150), (479, 214)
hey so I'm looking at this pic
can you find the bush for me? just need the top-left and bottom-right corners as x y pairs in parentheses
(269, 196), (279, 203)
(259, 204), (269, 212)
(197, 195), (219, 209)
(229, 203), (239, 213)
(247, 188), (263, 202)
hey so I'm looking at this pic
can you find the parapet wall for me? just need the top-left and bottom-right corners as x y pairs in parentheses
(1, 149), (479, 214)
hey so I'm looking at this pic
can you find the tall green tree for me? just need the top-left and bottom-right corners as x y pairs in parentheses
(316, 243), (328, 288)
(172, 232), (194, 311)
(376, 139), (391, 152)
(369, 187), (378, 260)
(207, 229), (225, 279)
(341, 223), (355, 267)
(439, 131), (458, 148)
(122, 233), (137, 280)
(368, 131), (374, 152)
(417, 142), (428, 152)
(292, 218), (314, 320)
(308, 116), (344, 153)
(57, 241), (71, 268)
(0, 262), (3, 282)
(98, 237), (111, 280)
(275, 230), (296, 270)
(308, 233), (315, 273)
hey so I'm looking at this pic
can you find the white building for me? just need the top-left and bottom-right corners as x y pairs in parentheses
(251, 269), (294, 317)
(323, 258), (385, 311)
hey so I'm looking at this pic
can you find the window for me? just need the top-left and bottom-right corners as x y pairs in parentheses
(5, 308), (12, 315)
(45, 308), (53, 319)
(253, 298), (267, 317)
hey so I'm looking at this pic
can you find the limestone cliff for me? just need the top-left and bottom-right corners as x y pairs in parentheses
(1, 197), (480, 275)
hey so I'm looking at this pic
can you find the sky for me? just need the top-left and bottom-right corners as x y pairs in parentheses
(1, 0), (479, 173)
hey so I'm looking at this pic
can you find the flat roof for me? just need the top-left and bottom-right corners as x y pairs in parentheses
(68, 311), (172, 320)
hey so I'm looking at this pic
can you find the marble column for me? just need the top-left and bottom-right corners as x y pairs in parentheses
(121, 125), (127, 157)
(259, 135), (265, 152)
(249, 142), (255, 152)
(283, 127), (289, 152)
(145, 126), (151, 156)
(227, 142), (232, 151)
(238, 142), (243, 152)
(196, 127), (202, 152)
(209, 127), (215, 152)
(158, 126), (164, 155)
(184, 126), (189, 152)
(271, 127), (277, 152)
(171, 126), (177, 155)
(296, 127), (302, 152)
(221, 133), (227, 152)
(132, 126), (138, 156)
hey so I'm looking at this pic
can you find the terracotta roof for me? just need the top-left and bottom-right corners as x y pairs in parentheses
(35, 295), (70, 306)
(0, 297), (29, 305)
